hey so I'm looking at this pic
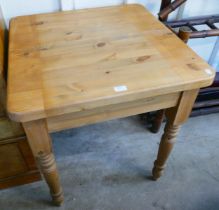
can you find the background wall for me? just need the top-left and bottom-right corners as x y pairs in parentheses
(0, 0), (219, 71)
(0, 0), (60, 25)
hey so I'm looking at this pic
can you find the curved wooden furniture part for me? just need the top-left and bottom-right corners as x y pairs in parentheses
(167, 15), (219, 39)
(150, 0), (219, 133)
(23, 120), (64, 205)
(7, 5), (215, 205)
(0, 6), (41, 190)
(153, 123), (180, 179)
(159, 0), (187, 21)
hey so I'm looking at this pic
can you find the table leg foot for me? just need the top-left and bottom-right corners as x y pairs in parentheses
(38, 152), (64, 206)
(152, 161), (165, 180)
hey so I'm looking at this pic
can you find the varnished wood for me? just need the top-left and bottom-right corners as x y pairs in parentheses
(38, 152), (64, 206)
(159, 0), (172, 21)
(178, 26), (191, 43)
(0, 136), (41, 189)
(7, 5), (215, 204)
(48, 92), (179, 132)
(0, 170), (41, 190)
(166, 15), (219, 38)
(0, 137), (39, 174)
(159, 0), (187, 21)
(0, 6), (6, 116)
(0, 5), (41, 190)
(152, 89), (199, 180)
(0, 117), (24, 140)
(7, 4), (215, 123)
(166, 14), (219, 116)
(152, 122), (180, 179)
(23, 120), (63, 206)
(189, 29), (219, 39)
(0, 6), (6, 78)
(151, 1), (219, 133)
(167, 14), (219, 27)
(150, 110), (165, 133)
(0, 141), (29, 179)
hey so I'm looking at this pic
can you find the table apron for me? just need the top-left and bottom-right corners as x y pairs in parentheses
(47, 92), (180, 133)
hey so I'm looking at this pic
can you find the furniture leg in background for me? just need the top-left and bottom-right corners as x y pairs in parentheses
(150, 110), (165, 133)
(149, 0), (219, 133)
(149, 26), (191, 133)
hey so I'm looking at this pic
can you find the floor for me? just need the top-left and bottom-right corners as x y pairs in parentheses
(1, 114), (219, 210)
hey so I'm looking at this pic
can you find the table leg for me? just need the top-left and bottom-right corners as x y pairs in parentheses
(23, 119), (64, 206)
(152, 89), (199, 180)
(150, 109), (165, 133)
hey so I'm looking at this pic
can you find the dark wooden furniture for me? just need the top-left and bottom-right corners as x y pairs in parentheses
(0, 6), (41, 190)
(150, 0), (219, 133)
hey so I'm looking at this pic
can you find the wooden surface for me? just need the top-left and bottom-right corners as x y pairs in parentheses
(152, 89), (199, 179)
(0, 5), (41, 190)
(0, 6), (5, 77)
(0, 136), (41, 189)
(0, 117), (24, 140)
(47, 92), (179, 132)
(7, 4), (215, 122)
(150, 5), (219, 133)
(7, 4), (216, 204)
(0, 141), (29, 179)
(0, 170), (41, 190)
(0, 6), (6, 116)
(23, 120), (64, 205)
(0, 137), (38, 179)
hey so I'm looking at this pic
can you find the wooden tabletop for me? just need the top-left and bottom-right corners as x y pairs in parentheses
(7, 4), (215, 122)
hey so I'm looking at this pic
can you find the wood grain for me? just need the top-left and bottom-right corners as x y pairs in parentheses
(0, 117), (24, 140)
(0, 136), (41, 189)
(7, 4), (215, 122)
(47, 92), (179, 132)
(152, 89), (199, 180)
(0, 142), (28, 179)
(0, 170), (41, 190)
(0, 6), (5, 77)
(0, 5), (41, 190)
(23, 119), (64, 206)
(7, 4), (216, 204)
(0, 6), (6, 116)
(0, 137), (39, 178)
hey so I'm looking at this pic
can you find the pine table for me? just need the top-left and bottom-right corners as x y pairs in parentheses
(7, 4), (215, 205)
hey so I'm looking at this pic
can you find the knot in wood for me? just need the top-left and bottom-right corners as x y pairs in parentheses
(96, 42), (106, 48)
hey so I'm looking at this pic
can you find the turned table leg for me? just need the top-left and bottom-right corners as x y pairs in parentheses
(152, 89), (199, 180)
(152, 122), (180, 179)
(23, 119), (64, 206)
